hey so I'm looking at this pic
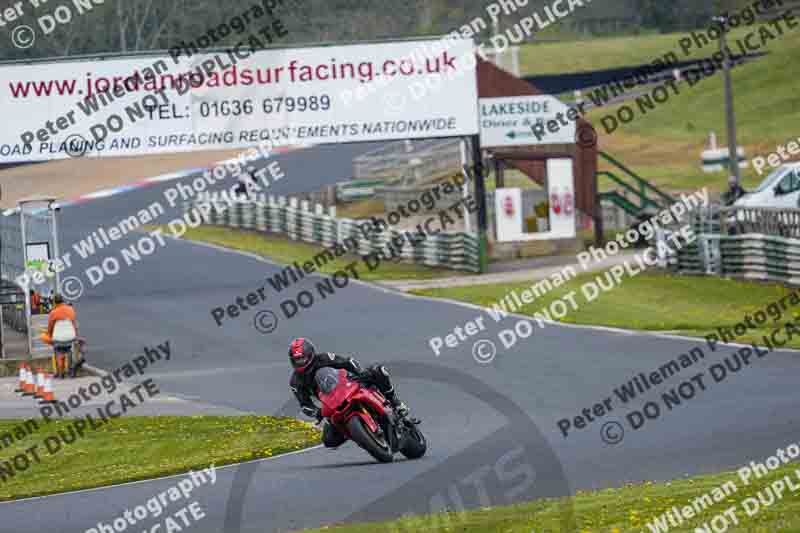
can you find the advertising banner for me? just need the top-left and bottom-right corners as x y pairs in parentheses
(0, 39), (479, 163)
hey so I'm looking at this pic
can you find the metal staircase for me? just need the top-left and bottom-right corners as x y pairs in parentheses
(597, 151), (675, 218)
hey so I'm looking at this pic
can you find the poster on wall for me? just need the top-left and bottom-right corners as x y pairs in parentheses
(494, 159), (576, 242)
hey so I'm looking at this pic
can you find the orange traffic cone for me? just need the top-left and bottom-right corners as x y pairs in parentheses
(22, 366), (35, 396)
(40, 373), (56, 405)
(34, 370), (45, 400)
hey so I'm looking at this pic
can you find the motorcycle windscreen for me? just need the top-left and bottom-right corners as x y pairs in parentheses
(315, 367), (357, 411)
(315, 367), (341, 394)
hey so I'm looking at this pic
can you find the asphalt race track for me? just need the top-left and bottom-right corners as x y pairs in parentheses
(3, 142), (800, 533)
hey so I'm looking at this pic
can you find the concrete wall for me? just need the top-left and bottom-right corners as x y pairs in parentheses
(489, 238), (584, 260)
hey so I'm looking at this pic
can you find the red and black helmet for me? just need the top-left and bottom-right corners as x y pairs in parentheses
(289, 338), (316, 372)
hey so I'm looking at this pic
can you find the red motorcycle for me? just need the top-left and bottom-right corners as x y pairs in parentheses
(315, 367), (426, 463)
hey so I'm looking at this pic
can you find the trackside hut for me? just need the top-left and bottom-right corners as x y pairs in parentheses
(476, 59), (599, 258)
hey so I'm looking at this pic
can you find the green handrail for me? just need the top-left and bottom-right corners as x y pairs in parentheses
(597, 171), (662, 211)
(599, 151), (675, 206)
(599, 191), (643, 218)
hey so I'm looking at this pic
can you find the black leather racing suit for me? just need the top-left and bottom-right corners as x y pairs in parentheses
(289, 352), (399, 448)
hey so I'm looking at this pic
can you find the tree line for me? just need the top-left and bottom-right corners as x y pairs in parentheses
(0, 0), (755, 63)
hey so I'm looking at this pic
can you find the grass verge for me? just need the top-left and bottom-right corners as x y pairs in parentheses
(412, 270), (800, 349)
(0, 415), (319, 502)
(299, 456), (800, 532)
(164, 225), (465, 281)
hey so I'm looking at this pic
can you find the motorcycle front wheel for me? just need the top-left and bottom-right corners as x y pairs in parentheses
(347, 416), (394, 463)
(399, 423), (427, 460)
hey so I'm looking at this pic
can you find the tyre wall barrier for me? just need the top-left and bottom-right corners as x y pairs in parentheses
(659, 206), (800, 285)
(185, 193), (480, 273)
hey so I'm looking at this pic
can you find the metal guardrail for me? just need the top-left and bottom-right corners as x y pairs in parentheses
(721, 206), (800, 239)
(187, 193), (480, 272)
(353, 139), (463, 185)
(4, 304), (27, 333)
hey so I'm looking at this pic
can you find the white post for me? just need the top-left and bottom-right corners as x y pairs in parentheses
(0, 306), (4, 359)
(19, 206), (32, 357)
(51, 201), (61, 297)
(511, 46), (520, 76)
(460, 139), (472, 233)
(492, 21), (504, 70)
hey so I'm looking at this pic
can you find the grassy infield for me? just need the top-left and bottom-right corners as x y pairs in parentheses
(4, 24), (800, 533)
(0, 416), (320, 502)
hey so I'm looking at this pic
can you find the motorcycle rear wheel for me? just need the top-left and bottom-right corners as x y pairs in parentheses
(347, 417), (394, 463)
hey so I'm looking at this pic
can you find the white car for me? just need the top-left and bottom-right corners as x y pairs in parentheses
(735, 163), (800, 209)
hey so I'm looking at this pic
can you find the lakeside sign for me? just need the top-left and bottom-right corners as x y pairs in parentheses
(0, 39), (479, 163)
(479, 95), (575, 147)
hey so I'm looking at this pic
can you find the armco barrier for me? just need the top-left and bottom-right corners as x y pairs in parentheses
(659, 206), (800, 285)
(187, 193), (480, 272)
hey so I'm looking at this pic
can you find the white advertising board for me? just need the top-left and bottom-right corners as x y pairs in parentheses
(480, 95), (575, 147)
(0, 39), (479, 163)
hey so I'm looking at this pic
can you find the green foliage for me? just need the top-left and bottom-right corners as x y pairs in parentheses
(0, 0), (740, 63)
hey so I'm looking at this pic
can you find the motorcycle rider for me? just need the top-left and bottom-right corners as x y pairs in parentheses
(288, 338), (408, 448)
